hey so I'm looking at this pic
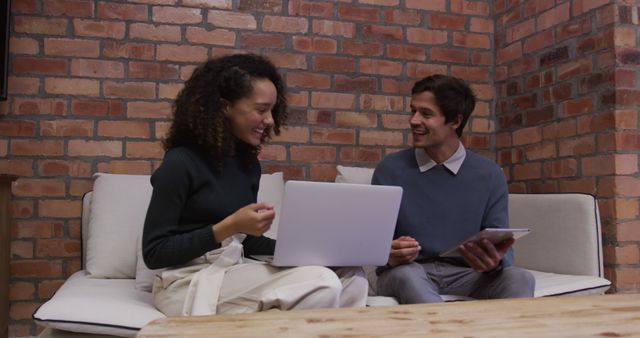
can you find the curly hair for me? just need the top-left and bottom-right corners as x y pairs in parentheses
(164, 53), (288, 170)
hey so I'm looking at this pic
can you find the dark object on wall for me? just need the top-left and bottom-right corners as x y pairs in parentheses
(0, 0), (8, 101)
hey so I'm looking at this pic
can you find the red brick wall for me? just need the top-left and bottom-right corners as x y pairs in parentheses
(3, 0), (495, 335)
(495, 0), (640, 294)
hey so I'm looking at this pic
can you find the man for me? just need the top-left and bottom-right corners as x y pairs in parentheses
(372, 75), (534, 304)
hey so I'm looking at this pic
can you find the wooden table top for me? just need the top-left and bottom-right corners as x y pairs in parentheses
(137, 294), (640, 338)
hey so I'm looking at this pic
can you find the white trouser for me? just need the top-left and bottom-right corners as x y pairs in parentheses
(154, 262), (368, 316)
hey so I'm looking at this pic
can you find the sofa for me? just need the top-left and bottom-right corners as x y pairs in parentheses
(33, 168), (611, 337)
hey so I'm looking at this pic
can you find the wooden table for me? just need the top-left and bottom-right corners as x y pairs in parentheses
(138, 294), (640, 338)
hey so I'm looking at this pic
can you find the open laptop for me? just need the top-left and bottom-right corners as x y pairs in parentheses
(252, 180), (402, 267)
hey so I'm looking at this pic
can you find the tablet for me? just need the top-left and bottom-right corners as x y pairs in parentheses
(439, 228), (530, 257)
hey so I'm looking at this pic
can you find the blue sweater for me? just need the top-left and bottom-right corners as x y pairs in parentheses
(372, 148), (513, 268)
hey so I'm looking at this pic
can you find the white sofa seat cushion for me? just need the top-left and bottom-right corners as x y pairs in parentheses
(33, 271), (165, 337)
(530, 270), (611, 297)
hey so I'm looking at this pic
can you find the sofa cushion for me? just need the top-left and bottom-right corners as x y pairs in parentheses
(530, 270), (610, 297)
(33, 271), (165, 337)
(86, 173), (152, 279)
(335, 165), (374, 185)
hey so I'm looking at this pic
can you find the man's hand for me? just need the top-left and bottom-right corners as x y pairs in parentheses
(387, 236), (421, 267)
(458, 237), (514, 272)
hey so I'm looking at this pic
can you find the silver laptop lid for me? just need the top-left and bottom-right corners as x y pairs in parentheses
(272, 181), (402, 267)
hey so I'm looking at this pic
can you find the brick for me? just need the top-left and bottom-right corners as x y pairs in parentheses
(287, 91), (309, 107)
(338, 5), (379, 22)
(265, 52), (308, 70)
(239, 0), (282, 12)
(311, 128), (355, 144)
(470, 17), (493, 33)
(537, 2), (570, 31)
(68, 140), (122, 157)
(309, 164), (338, 182)
(127, 101), (172, 118)
(406, 0), (445, 11)
(13, 57), (68, 75)
(470, 84), (494, 100)
(359, 0), (398, 5)
(557, 177), (596, 194)
(45, 38), (101, 58)
(240, 33), (286, 49)
(73, 19), (126, 39)
(103, 41), (155, 60)
(129, 62), (179, 80)
(129, 23), (181, 42)
(10, 302), (40, 321)
(0, 161), (32, 179)
(524, 30), (554, 54)
(0, 121), (36, 137)
(40, 120), (94, 137)
(562, 96), (593, 117)
(597, 4), (617, 27)
(290, 146), (336, 162)
(262, 165), (305, 180)
(45, 78), (99, 96)
(452, 66), (490, 82)
(312, 93), (356, 110)
(104, 81), (156, 99)
(11, 140), (64, 157)
(209, 10), (257, 29)
(573, 0), (610, 16)
(582, 155), (615, 176)
(452, 0), (489, 15)
(292, 36), (337, 53)
(262, 16), (308, 33)
(387, 44), (425, 61)
(126, 141), (164, 159)
(182, 0), (231, 8)
(543, 120), (577, 140)
(96, 160), (153, 175)
(615, 27), (636, 48)
(314, 55), (356, 72)
(38, 159), (92, 177)
(335, 111), (377, 128)
(406, 63), (447, 78)
(617, 221), (640, 241)
(507, 19), (535, 44)
(312, 19), (356, 38)
(464, 135), (491, 149)
(36, 239), (81, 257)
(186, 27), (235, 46)
(453, 32), (490, 49)
(384, 9), (421, 25)
(497, 42), (522, 64)
(11, 0), (38, 13)
(407, 28), (447, 45)
(10, 37), (40, 55)
(540, 46), (569, 67)
(11, 259), (63, 279)
(155, 121), (171, 138)
(510, 57), (537, 77)
(469, 118), (493, 133)
(558, 135), (595, 157)
(270, 126), (310, 143)
(342, 40), (383, 56)
(339, 146), (382, 164)
(556, 17), (591, 42)
(360, 59), (402, 76)
(307, 110), (332, 125)
(498, 7), (521, 26)
(431, 47), (468, 63)
(523, 141), (556, 161)
(14, 16), (67, 35)
(10, 282), (35, 301)
(335, 76), (377, 93)
(157, 44), (209, 62)
(98, 121), (151, 138)
(524, 0), (554, 16)
(153, 6), (202, 24)
(616, 198), (639, 220)
(159, 83), (183, 99)
(359, 130), (403, 146)
(71, 59), (124, 78)
(98, 2), (148, 21)
(558, 59), (593, 81)
(11, 200), (34, 219)
(44, 0), (93, 16)
(287, 72), (330, 89)
(258, 144), (286, 161)
(513, 126), (541, 146)
(72, 99), (124, 116)
(363, 25), (403, 41)
(513, 163), (541, 180)
(11, 240), (34, 258)
(289, 0), (333, 17)
(38, 199), (82, 218)
(38, 280), (65, 299)
(381, 114), (411, 129)
(360, 94), (403, 111)
(429, 14), (465, 30)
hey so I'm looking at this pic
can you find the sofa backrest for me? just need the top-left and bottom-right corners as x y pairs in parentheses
(509, 193), (603, 277)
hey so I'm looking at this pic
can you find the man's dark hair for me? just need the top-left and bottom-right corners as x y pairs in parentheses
(164, 53), (287, 170)
(411, 75), (476, 137)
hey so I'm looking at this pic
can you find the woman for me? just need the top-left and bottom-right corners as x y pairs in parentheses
(142, 53), (368, 316)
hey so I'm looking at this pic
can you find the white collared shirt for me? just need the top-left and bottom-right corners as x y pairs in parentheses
(414, 142), (466, 175)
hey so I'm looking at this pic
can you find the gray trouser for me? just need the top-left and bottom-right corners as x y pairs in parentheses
(376, 261), (535, 304)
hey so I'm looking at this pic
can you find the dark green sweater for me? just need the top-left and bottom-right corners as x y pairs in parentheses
(142, 146), (275, 269)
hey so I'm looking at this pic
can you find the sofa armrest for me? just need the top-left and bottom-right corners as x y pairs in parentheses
(509, 193), (603, 278)
(81, 191), (92, 270)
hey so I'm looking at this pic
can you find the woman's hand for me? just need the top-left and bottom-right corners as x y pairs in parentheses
(213, 203), (275, 242)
